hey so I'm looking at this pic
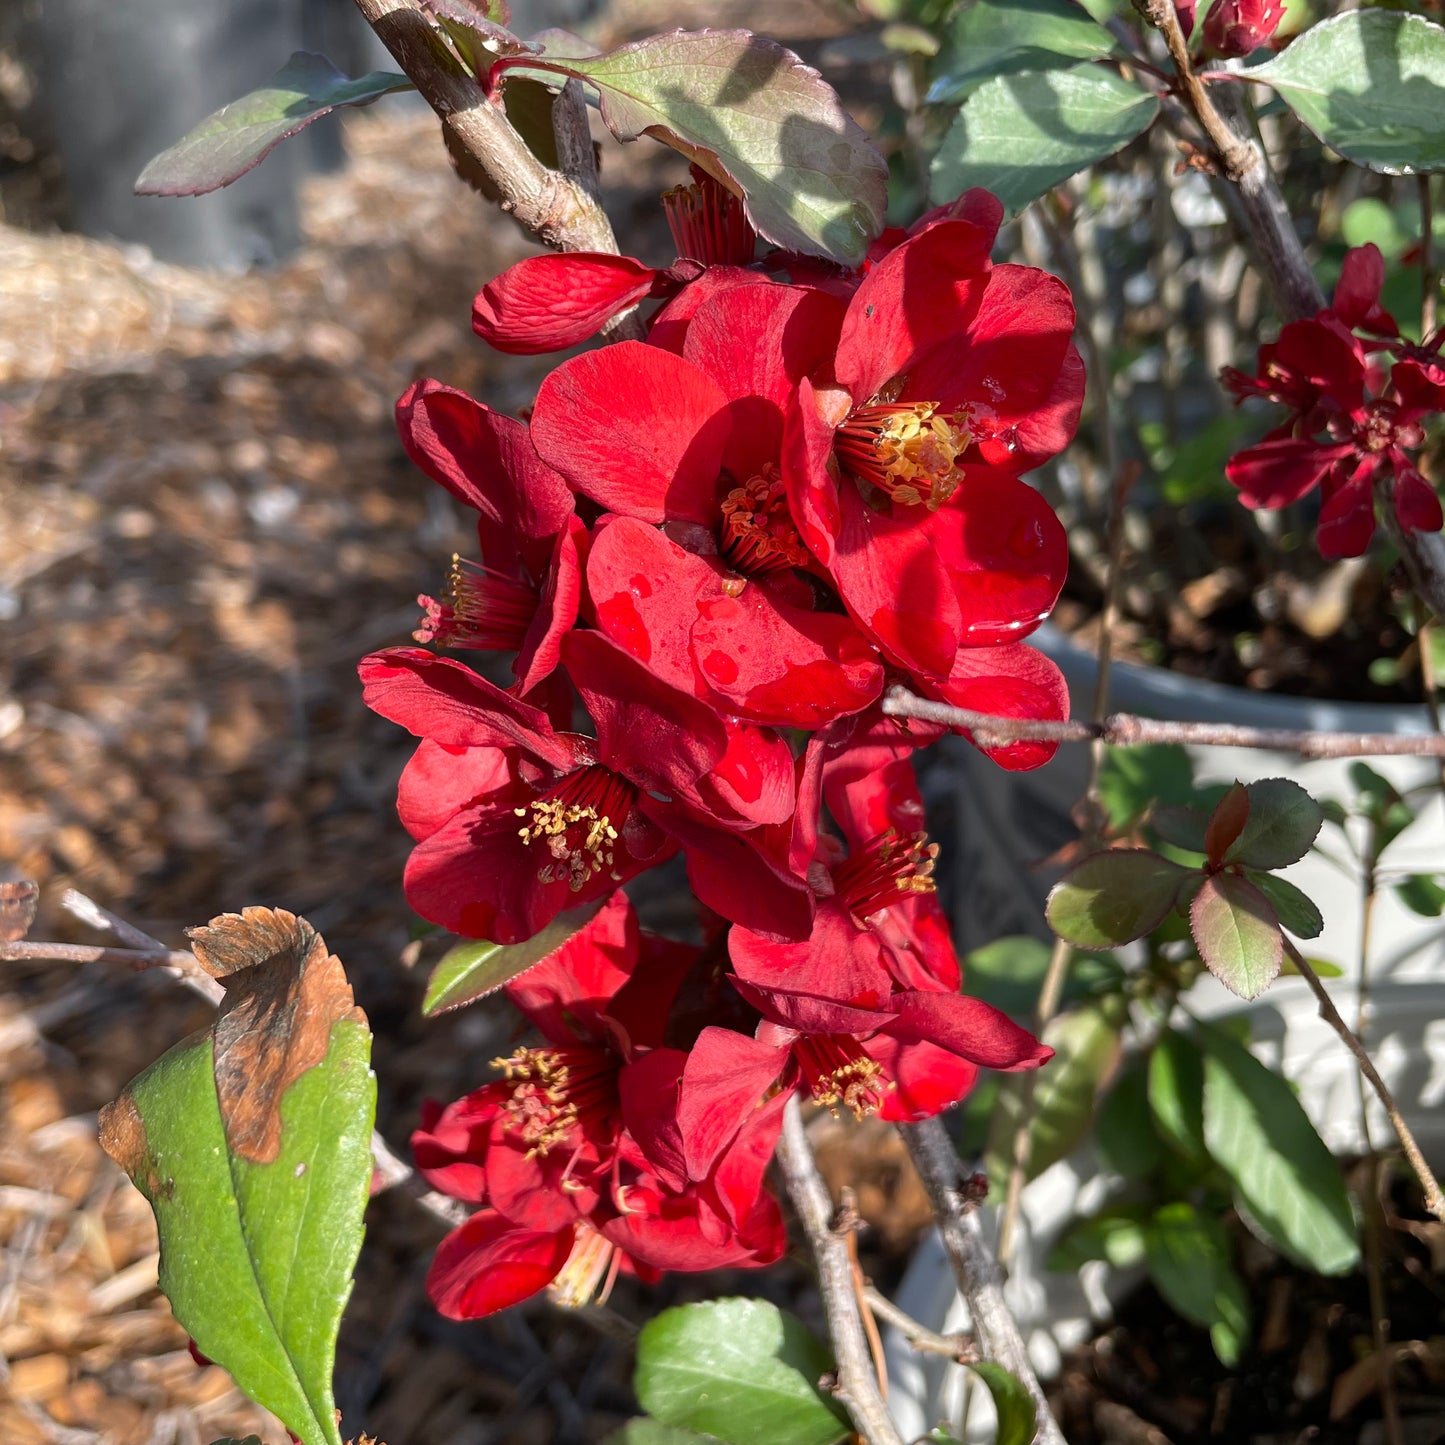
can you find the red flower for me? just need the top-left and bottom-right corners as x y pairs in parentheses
(1224, 245), (1444, 557)
(1202, 0), (1284, 57)
(397, 380), (582, 694)
(529, 281), (887, 728)
(472, 168), (755, 355)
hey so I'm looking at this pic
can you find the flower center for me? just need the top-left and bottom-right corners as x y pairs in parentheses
(549, 1221), (622, 1308)
(661, 166), (756, 266)
(492, 1044), (618, 1158)
(414, 555), (539, 651)
(833, 828), (939, 920)
(515, 764), (637, 892)
(834, 402), (969, 509)
(795, 1035), (890, 1120)
(719, 464), (811, 575)
(1353, 400), (1423, 455)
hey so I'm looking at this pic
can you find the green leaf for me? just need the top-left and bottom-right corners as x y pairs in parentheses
(104, 1024), (373, 1445)
(1189, 872), (1282, 1000)
(605, 1423), (723, 1445)
(136, 53), (413, 196)
(986, 999), (1124, 1186)
(1148, 805), (1210, 856)
(929, 0), (1121, 104)
(962, 934), (1125, 1016)
(1046, 849), (1191, 949)
(1395, 873), (1445, 917)
(1280, 952), (1343, 979)
(932, 63), (1158, 216)
(1250, 872), (1324, 939)
(496, 32), (887, 263)
(1148, 1029), (1207, 1162)
(1047, 1202), (1152, 1271)
(1097, 744), (1199, 832)
(1197, 1023), (1360, 1275)
(1224, 779), (1324, 870)
(1144, 1202), (1250, 1364)
(635, 1299), (849, 1445)
(1245, 10), (1445, 174)
(1096, 1059), (1166, 1177)
(966, 1361), (1037, 1445)
(422, 899), (607, 1015)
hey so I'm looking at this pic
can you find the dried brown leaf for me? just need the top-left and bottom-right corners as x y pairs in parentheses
(0, 880), (39, 942)
(187, 907), (367, 1164)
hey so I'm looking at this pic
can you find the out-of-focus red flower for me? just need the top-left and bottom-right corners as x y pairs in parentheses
(1223, 244), (1444, 557)
(1202, 0), (1284, 57)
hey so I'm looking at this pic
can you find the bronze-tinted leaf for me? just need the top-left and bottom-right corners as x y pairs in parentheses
(187, 907), (367, 1164)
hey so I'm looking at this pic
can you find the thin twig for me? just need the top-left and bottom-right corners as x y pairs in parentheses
(836, 1189), (889, 1400)
(883, 687), (1445, 758)
(899, 1118), (1066, 1445)
(862, 1286), (976, 1363)
(52, 891), (467, 1232)
(1283, 940), (1445, 1222)
(774, 1099), (904, 1445)
(1421, 175), (1438, 342)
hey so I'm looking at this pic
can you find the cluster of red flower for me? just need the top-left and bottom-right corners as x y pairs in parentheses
(1224, 244), (1445, 558)
(361, 174), (1084, 1318)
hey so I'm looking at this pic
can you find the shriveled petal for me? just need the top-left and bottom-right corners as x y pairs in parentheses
(884, 990), (1052, 1071)
(931, 643), (1070, 772)
(532, 342), (731, 525)
(360, 648), (578, 769)
(395, 380), (573, 570)
(427, 1212), (572, 1319)
(473, 252), (660, 354)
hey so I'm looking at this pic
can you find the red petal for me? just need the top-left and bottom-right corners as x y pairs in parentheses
(731, 902), (894, 1011)
(1225, 437), (1348, 510)
(835, 221), (994, 403)
(397, 739), (516, 842)
(647, 264), (768, 353)
(395, 381), (573, 570)
(473, 253), (659, 354)
(781, 375), (847, 566)
(697, 718), (797, 828)
(531, 342), (730, 525)
(677, 1027), (791, 1180)
(1331, 243), (1396, 334)
(427, 1213), (573, 1318)
(865, 1033), (978, 1122)
(910, 189), (1005, 249)
(932, 643), (1070, 772)
(1316, 471), (1377, 559)
(411, 1085), (505, 1202)
(514, 514), (584, 694)
(618, 1047), (689, 1188)
(884, 990), (1052, 1071)
(360, 648), (577, 768)
(1394, 466), (1444, 536)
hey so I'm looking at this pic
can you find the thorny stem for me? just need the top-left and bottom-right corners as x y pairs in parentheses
(900, 1118), (1067, 1445)
(774, 1099), (905, 1445)
(44, 890), (468, 1231)
(882, 689), (1445, 758)
(1283, 940), (1445, 1222)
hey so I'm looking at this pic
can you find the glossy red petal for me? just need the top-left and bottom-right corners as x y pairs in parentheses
(731, 902), (894, 1011)
(618, 1047), (689, 1189)
(396, 739), (517, 842)
(426, 1213), (572, 1319)
(865, 1032), (978, 1122)
(1316, 471), (1377, 559)
(884, 990), (1052, 1071)
(782, 375), (848, 566)
(1394, 466), (1444, 536)
(696, 718), (797, 828)
(514, 515), (584, 694)
(395, 381), (573, 569)
(835, 220), (994, 403)
(411, 1084), (506, 1202)
(1332, 243), (1399, 336)
(473, 253), (659, 354)
(647, 264), (768, 353)
(532, 342), (731, 525)
(1226, 436), (1351, 510)
(831, 482), (961, 682)
(932, 642), (1070, 771)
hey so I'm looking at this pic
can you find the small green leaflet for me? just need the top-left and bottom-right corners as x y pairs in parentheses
(967, 1361), (1037, 1445)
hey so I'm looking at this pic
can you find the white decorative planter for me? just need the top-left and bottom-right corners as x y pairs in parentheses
(893, 626), (1445, 1442)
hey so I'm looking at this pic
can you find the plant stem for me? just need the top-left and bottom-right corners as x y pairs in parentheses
(1422, 175), (1438, 341)
(881, 688), (1445, 758)
(774, 1099), (904, 1445)
(1283, 939), (1445, 1222)
(350, 0), (623, 257)
(899, 1118), (1066, 1445)
(862, 1286), (976, 1362)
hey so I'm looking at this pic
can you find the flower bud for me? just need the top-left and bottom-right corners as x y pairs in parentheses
(1203, 0), (1284, 56)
